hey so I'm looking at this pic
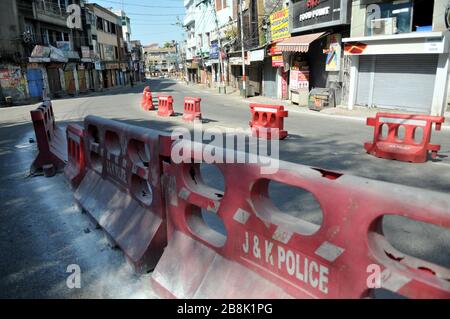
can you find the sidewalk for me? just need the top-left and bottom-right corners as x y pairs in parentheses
(242, 95), (450, 126)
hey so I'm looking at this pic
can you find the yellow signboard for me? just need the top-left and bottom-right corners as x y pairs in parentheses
(270, 8), (290, 42)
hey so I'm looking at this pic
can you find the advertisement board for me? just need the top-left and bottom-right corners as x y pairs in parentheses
(270, 8), (290, 42)
(291, 0), (350, 34)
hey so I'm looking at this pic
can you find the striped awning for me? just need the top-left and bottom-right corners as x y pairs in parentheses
(277, 32), (326, 52)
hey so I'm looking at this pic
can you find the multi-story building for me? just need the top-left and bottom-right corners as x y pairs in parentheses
(144, 44), (177, 77)
(0, 0), (86, 103)
(343, 0), (450, 115)
(0, 0), (136, 105)
(85, 3), (129, 89)
(184, 0), (237, 88)
(130, 40), (145, 82)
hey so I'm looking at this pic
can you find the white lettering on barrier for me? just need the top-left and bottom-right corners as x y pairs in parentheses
(241, 231), (330, 294)
(253, 107), (278, 113)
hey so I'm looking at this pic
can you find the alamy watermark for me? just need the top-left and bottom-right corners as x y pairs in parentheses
(66, 264), (81, 289)
(170, 122), (281, 175)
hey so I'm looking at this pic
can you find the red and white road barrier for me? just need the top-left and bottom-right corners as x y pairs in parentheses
(30, 99), (67, 174)
(73, 116), (171, 273)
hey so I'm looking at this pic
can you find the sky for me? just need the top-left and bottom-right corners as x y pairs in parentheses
(87, 0), (186, 46)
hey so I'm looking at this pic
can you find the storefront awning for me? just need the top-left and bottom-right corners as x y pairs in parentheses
(277, 32), (326, 52)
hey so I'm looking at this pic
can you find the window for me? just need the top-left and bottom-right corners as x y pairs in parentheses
(97, 17), (104, 31)
(24, 22), (36, 43)
(198, 33), (203, 48)
(111, 23), (116, 34)
(205, 32), (210, 46)
(42, 28), (50, 45)
(365, 1), (413, 36)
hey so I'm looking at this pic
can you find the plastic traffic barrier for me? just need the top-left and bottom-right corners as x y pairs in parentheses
(182, 97), (202, 122)
(141, 86), (154, 111)
(30, 98), (67, 174)
(249, 104), (288, 140)
(64, 124), (86, 189)
(157, 95), (175, 117)
(73, 116), (172, 273)
(151, 140), (450, 299)
(364, 113), (445, 163)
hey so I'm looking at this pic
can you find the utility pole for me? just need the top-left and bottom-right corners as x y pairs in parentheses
(239, 0), (246, 97)
(210, 1), (225, 93)
(197, 0), (226, 93)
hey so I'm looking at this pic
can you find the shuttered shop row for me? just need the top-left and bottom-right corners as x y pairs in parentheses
(356, 54), (438, 113)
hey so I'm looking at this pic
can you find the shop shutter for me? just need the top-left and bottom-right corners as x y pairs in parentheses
(372, 54), (437, 113)
(263, 58), (277, 98)
(356, 54), (438, 113)
(356, 56), (372, 106)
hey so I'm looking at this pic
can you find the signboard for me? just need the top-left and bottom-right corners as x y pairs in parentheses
(209, 43), (219, 59)
(289, 68), (310, 91)
(229, 57), (243, 65)
(325, 34), (341, 71)
(291, 0), (350, 34)
(81, 46), (90, 59)
(281, 70), (288, 99)
(249, 49), (265, 62)
(272, 55), (283, 67)
(268, 43), (282, 56)
(270, 8), (290, 42)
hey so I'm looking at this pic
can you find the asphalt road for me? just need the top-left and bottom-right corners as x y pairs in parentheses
(0, 78), (449, 298)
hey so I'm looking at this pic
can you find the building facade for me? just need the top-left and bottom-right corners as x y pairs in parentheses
(86, 3), (129, 90)
(0, 0), (135, 105)
(344, 0), (450, 115)
(184, 0), (237, 89)
(144, 44), (177, 77)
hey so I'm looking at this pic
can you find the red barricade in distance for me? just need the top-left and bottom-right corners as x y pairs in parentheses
(141, 86), (154, 111)
(151, 140), (450, 299)
(157, 95), (175, 117)
(73, 116), (171, 273)
(30, 99), (67, 173)
(249, 104), (288, 140)
(364, 113), (445, 163)
(182, 97), (202, 122)
(64, 124), (86, 189)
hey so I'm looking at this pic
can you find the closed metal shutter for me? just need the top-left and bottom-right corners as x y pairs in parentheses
(263, 58), (277, 98)
(356, 56), (372, 106)
(356, 54), (438, 113)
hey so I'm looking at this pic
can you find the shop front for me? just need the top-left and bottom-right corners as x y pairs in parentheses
(247, 48), (265, 96)
(343, 0), (450, 115)
(186, 60), (199, 83)
(280, 0), (351, 106)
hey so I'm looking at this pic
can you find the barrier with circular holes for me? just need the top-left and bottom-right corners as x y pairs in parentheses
(30, 98), (67, 173)
(249, 104), (288, 140)
(364, 113), (445, 163)
(73, 115), (172, 273)
(150, 139), (450, 299)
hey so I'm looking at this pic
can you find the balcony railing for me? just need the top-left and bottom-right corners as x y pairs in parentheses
(36, 0), (67, 18)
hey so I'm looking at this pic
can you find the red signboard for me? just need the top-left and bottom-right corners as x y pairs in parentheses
(272, 55), (283, 67)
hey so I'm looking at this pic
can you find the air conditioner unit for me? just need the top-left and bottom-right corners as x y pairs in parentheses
(370, 17), (397, 36)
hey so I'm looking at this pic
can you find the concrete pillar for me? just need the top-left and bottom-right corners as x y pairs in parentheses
(431, 53), (450, 116)
(347, 55), (359, 110)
